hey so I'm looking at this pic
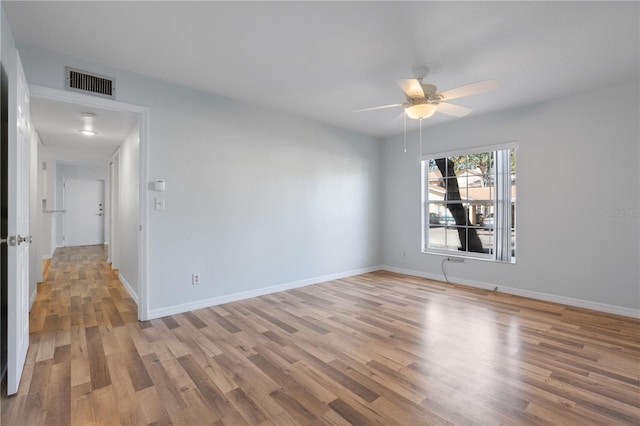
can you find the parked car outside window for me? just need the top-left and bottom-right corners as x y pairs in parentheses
(440, 215), (456, 226)
(481, 213), (494, 228)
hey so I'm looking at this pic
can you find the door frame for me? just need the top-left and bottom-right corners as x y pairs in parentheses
(29, 85), (150, 321)
(108, 156), (118, 266)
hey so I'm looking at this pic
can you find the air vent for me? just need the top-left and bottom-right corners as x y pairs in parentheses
(65, 67), (115, 99)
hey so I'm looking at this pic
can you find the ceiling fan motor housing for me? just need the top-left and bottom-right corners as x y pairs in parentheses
(421, 83), (438, 96)
(407, 84), (440, 106)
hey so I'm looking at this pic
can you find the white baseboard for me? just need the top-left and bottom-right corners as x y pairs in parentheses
(29, 287), (37, 311)
(381, 265), (640, 319)
(41, 254), (52, 260)
(118, 273), (139, 305)
(147, 265), (381, 320)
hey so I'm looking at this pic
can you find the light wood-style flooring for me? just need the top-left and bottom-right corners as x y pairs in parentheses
(2, 245), (639, 425)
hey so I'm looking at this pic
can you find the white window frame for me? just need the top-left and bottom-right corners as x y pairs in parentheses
(421, 142), (517, 263)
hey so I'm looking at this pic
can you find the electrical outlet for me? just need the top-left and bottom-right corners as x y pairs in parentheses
(154, 197), (165, 210)
(403, 251), (407, 258)
(192, 273), (201, 285)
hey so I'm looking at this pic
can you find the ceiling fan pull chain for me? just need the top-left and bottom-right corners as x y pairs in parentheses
(403, 113), (407, 153)
(419, 118), (423, 158)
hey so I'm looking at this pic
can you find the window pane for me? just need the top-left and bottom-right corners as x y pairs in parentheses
(478, 228), (494, 253)
(428, 225), (447, 250)
(449, 155), (466, 172)
(428, 202), (447, 220)
(468, 201), (491, 226)
(511, 229), (516, 259)
(442, 176), (457, 201)
(510, 149), (516, 172)
(428, 172), (443, 186)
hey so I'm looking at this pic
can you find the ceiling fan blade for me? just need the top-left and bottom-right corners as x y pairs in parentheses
(397, 79), (425, 98)
(391, 111), (406, 125)
(353, 103), (403, 113)
(438, 80), (497, 101)
(436, 102), (472, 117)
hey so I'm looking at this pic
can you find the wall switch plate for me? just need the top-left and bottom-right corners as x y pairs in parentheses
(155, 198), (165, 210)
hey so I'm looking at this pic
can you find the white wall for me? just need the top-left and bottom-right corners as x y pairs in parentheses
(54, 163), (108, 247)
(4, 28), (638, 318)
(117, 126), (139, 298)
(17, 44), (382, 316)
(39, 159), (57, 258)
(381, 80), (640, 312)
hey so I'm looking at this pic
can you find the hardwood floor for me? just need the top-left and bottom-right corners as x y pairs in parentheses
(2, 245), (639, 425)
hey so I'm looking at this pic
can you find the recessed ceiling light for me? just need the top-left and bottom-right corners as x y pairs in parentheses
(79, 129), (97, 136)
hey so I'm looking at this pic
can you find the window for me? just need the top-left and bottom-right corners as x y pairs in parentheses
(421, 144), (516, 262)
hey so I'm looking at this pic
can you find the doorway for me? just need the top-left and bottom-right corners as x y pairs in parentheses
(29, 85), (149, 321)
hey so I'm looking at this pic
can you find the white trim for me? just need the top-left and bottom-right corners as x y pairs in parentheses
(381, 265), (640, 319)
(146, 266), (380, 320)
(137, 109), (150, 320)
(119, 273), (139, 305)
(41, 255), (52, 260)
(29, 84), (150, 321)
(420, 141), (518, 162)
(29, 288), (37, 311)
(29, 84), (147, 114)
(424, 247), (496, 262)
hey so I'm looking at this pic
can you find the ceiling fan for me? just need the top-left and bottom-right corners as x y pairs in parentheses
(355, 68), (497, 120)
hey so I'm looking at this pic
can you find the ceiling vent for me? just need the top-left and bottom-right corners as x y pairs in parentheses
(65, 67), (115, 99)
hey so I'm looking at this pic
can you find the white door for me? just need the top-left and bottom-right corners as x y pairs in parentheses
(64, 179), (105, 247)
(7, 52), (31, 395)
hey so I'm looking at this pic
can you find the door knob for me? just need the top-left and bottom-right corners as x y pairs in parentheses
(16, 234), (32, 244)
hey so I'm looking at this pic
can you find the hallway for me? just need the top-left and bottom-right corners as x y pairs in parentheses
(2, 245), (139, 424)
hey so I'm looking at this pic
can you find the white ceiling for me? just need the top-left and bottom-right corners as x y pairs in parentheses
(31, 97), (138, 159)
(4, 1), (639, 138)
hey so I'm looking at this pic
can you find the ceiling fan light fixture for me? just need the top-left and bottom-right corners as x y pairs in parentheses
(405, 103), (437, 119)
